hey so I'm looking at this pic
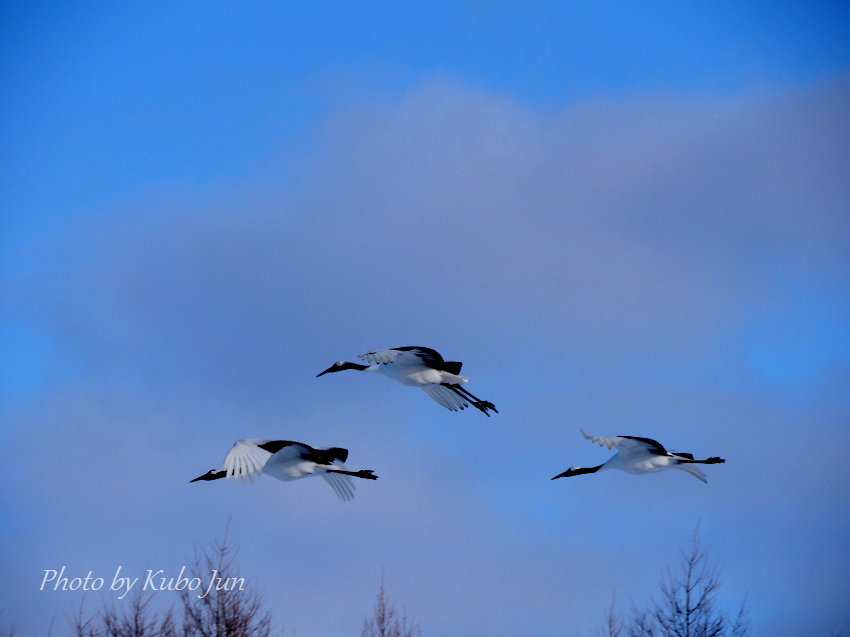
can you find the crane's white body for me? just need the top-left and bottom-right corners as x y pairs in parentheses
(224, 440), (334, 481)
(360, 350), (470, 410)
(600, 446), (706, 480)
(224, 439), (356, 499)
(359, 348), (466, 385)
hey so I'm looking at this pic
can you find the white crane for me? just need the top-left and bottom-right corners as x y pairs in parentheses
(551, 429), (725, 483)
(317, 346), (498, 416)
(190, 439), (378, 501)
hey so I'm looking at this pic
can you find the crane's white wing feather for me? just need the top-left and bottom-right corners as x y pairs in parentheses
(421, 385), (468, 411)
(223, 440), (273, 481)
(581, 429), (666, 453)
(359, 348), (408, 365)
(580, 429), (628, 449)
(672, 463), (708, 483)
(322, 471), (355, 501)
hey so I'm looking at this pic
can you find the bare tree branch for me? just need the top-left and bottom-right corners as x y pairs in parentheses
(69, 590), (176, 637)
(604, 531), (750, 637)
(178, 534), (272, 637)
(67, 529), (276, 637)
(360, 574), (421, 637)
(601, 595), (623, 637)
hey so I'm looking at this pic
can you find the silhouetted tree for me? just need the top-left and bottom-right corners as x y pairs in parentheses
(179, 536), (272, 637)
(70, 534), (274, 637)
(359, 576), (420, 637)
(602, 597), (623, 637)
(71, 592), (176, 637)
(604, 532), (749, 637)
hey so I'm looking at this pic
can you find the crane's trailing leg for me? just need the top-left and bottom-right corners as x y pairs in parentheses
(326, 468), (379, 480)
(453, 384), (498, 415)
(674, 454), (725, 465)
(442, 383), (497, 416)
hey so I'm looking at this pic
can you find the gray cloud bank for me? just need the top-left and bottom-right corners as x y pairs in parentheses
(3, 75), (849, 635)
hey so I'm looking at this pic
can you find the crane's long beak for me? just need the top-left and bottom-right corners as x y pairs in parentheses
(551, 470), (570, 480)
(316, 365), (335, 377)
(190, 470), (226, 482)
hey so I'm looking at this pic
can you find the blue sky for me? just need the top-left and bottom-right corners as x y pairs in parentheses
(2, 2), (849, 635)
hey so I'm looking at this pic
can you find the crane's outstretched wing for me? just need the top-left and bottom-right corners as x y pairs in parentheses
(391, 346), (445, 363)
(256, 440), (305, 454)
(673, 463), (708, 483)
(256, 440), (348, 465)
(223, 439), (274, 481)
(359, 346), (442, 367)
(421, 385), (470, 411)
(580, 429), (667, 455)
(580, 429), (626, 449)
(321, 471), (356, 501)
